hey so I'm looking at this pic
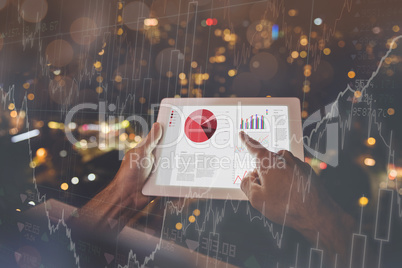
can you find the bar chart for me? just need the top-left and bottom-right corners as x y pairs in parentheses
(239, 110), (268, 130)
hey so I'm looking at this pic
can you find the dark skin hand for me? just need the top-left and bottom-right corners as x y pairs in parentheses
(239, 131), (376, 267)
(69, 123), (163, 232)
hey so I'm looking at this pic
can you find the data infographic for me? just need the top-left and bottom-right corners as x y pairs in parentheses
(157, 105), (289, 188)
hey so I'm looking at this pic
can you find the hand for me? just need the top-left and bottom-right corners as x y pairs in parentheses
(239, 131), (326, 230)
(113, 122), (163, 209)
(72, 123), (163, 231)
(239, 132), (360, 266)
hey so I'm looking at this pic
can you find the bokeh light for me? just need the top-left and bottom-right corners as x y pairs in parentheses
(291, 51), (299, 58)
(46, 40), (74, 67)
(59, 150), (67, 157)
(389, 170), (397, 180)
(288, 9), (298, 16)
(71, 177), (79, 185)
(36, 148), (47, 158)
(246, 20), (274, 49)
(367, 137), (376, 146)
(20, 0), (48, 23)
(348, 71), (356, 79)
(303, 65), (312, 77)
(88, 173), (96, 181)
(175, 222), (182, 230)
(372, 27), (381, 34)
(300, 36), (308, 46)
(23, 83), (30, 89)
(193, 209), (201, 216)
(189, 215), (196, 223)
(314, 18), (322, 25)
(10, 110), (17, 118)
(323, 48), (331, 55)
(93, 61), (102, 69)
(249, 52), (278, 80)
(123, 1), (150, 31)
(228, 69), (237, 77)
(206, 18), (213, 26)
(144, 18), (158, 27)
(60, 183), (69, 191)
(319, 162), (327, 169)
(354, 91), (362, 98)
(364, 158), (375, 166)
(70, 17), (99, 45)
(359, 196), (369, 207)
(179, 73), (186, 80)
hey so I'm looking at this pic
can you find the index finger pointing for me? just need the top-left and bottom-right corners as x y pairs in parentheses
(239, 131), (269, 156)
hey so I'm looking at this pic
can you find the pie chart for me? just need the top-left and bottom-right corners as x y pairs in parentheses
(184, 109), (217, 143)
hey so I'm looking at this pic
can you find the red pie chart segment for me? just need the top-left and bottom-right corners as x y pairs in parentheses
(184, 109), (217, 142)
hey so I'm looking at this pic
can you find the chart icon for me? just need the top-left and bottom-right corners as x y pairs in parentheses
(184, 109), (217, 143)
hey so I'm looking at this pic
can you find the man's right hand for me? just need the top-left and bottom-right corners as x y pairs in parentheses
(239, 131), (325, 230)
(239, 131), (360, 266)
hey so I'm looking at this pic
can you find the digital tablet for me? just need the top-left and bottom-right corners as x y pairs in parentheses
(142, 97), (304, 200)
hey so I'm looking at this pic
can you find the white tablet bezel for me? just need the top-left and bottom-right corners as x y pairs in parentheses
(142, 97), (304, 200)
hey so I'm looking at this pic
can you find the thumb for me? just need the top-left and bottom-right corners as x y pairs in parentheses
(138, 122), (163, 152)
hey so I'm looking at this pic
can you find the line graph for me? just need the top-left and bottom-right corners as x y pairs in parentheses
(233, 171), (247, 184)
(1, 34), (401, 268)
(0, 0), (401, 265)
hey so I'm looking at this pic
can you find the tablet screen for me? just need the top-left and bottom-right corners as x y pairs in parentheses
(155, 105), (290, 189)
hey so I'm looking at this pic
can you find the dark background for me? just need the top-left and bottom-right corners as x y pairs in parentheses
(1, 0), (402, 267)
